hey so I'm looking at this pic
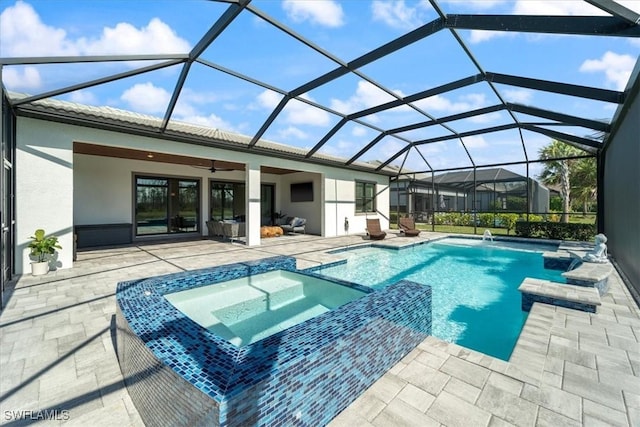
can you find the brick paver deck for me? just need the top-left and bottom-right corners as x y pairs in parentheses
(1, 233), (638, 426)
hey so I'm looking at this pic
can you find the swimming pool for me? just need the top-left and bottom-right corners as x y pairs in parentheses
(312, 237), (565, 360)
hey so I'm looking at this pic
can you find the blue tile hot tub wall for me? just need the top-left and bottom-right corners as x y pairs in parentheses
(116, 256), (432, 427)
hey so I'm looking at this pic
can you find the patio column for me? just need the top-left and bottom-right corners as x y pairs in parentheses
(245, 161), (261, 246)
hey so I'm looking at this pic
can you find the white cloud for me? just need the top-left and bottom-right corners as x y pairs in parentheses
(352, 126), (368, 137)
(330, 81), (401, 115)
(512, 0), (604, 15)
(0, 1), (190, 57)
(468, 30), (512, 44)
(2, 66), (42, 90)
(503, 89), (534, 104)
(69, 90), (99, 105)
(121, 82), (171, 114)
(415, 92), (487, 113)
(278, 126), (309, 140)
(372, 0), (423, 30)
(443, 0), (507, 10)
(257, 90), (283, 109)
(580, 51), (636, 90)
(179, 113), (235, 131)
(256, 90), (330, 126)
(282, 0), (344, 27)
(77, 18), (190, 55)
(317, 138), (359, 158)
(284, 97), (331, 126)
(0, 1), (76, 56)
(378, 139), (407, 160)
(461, 135), (487, 148)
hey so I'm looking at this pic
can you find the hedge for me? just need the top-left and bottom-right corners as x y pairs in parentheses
(514, 221), (596, 241)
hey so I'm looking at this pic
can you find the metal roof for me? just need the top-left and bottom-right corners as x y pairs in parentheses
(2, 0), (639, 178)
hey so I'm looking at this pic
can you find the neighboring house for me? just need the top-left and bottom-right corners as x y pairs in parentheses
(11, 97), (392, 275)
(391, 168), (549, 218)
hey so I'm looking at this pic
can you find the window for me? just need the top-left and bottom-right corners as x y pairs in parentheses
(210, 182), (244, 222)
(355, 181), (376, 213)
(210, 181), (275, 226)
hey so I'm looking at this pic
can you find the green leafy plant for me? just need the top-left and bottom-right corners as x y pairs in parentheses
(496, 213), (519, 235)
(28, 229), (62, 262)
(515, 221), (595, 241)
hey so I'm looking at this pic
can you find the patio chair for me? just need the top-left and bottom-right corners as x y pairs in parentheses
(399, 217), (421, 237)
(281, 217), (306, 234)
(366, 218), (386, 240)
(206, 220), (224, 237)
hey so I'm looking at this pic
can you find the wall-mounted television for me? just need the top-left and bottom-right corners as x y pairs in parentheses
(290, 182), (313, 202)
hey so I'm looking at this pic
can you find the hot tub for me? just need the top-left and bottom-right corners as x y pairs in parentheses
(165, 270), (367, 347)
(115, 256), (432, 426)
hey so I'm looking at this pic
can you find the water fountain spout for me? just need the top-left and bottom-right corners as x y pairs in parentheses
(482, 229), (493, 242)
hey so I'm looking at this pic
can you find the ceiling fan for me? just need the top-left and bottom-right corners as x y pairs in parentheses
(193, 160), (235, 173)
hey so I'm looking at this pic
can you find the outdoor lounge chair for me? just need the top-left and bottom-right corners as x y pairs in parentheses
(281, 217), (306, 234)
(366, 218), (386, 240)
(399, 217), (421, 237)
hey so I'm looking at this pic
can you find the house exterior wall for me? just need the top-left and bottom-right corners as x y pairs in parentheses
(16, 118), (74, 275)
(15, 117), (390, 274)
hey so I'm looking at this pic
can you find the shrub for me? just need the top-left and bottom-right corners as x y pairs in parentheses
(497, 213), (519, 235)
(478, 213), (494, 227)
(515, 221), (595, 241)
(506, 196), (526, 212)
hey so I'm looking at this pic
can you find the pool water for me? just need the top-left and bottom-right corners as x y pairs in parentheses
(316, 239), (565, 360)
(165, 269), (366, 347)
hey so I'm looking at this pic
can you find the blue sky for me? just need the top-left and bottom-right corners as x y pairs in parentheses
(1, 0), (639, 178)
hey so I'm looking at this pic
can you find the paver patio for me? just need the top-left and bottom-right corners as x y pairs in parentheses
(1, 233), (638, 426)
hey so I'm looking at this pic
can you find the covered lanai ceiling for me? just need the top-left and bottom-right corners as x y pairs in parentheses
(1, 0), (639, 178)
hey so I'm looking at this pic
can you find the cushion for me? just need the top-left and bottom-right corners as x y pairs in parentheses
(292, 217), (306, 227)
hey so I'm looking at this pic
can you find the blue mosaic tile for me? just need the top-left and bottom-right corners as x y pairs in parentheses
(116, 255), (432, 426)
(543, 257), (574, 270)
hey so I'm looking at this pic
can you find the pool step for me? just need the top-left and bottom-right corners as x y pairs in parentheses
(212, 275), (306, 324)
(166, 273), (305, 329)
(518, 277), (601, 313)
(226, 298), (330, 345)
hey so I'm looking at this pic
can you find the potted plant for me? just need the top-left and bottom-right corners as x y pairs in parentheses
(272, 210), (287, 226)
(28, 229), (62, 276)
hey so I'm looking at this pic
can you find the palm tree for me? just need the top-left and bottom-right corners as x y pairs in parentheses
(571, 157), (597, 215)
(537, 140), (583, 223)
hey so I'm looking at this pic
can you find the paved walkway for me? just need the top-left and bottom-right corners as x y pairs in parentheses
(1, 233), (638, 426)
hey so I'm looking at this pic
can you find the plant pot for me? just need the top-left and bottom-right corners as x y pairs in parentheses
(30, 261), (49, 276)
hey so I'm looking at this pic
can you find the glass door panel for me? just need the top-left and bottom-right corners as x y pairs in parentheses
(176, 180), (199, 232)
(136, 178), (168, 235)
(261, 184), (274, 225)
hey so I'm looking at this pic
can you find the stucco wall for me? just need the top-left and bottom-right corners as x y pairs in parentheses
(16, 117), (390, 274)
(603, 81), (640, 299)
(16, 118), (74, 274)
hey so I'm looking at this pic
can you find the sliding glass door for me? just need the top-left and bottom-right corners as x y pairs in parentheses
(210, 182), (244, 222)
(210, 181), (274, 225)
(135, 176), (199, 236)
